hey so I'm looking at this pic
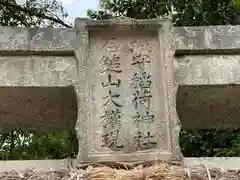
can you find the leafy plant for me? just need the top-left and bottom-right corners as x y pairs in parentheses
(0, 130), (78, 160)
(0, 0), (71, 27)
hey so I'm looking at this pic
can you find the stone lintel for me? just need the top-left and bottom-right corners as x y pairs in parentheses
(176, 55), (240, 85)
(174, 25), (240, 55)
(0, 27), (75, 52)
(175, 54), (240, 129)
(0, 86), (77, 132)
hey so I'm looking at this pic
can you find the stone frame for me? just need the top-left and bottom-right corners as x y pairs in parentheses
(73, 18), (182, 163)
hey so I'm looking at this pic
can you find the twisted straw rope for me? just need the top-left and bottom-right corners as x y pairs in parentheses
(0, 161), (239, 179)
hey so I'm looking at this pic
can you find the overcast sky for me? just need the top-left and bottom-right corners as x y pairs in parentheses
(59, 0), (99, 24)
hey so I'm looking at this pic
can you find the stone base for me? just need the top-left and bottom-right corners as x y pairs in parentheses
(0, 158), (239, 172)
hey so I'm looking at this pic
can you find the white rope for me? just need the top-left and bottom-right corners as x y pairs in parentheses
(204, 164), (212, 180)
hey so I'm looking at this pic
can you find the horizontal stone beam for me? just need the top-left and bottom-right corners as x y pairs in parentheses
(174, 25), (240, 55)
(184, 157), (240, 171)
(0, 56), (77, 86)
(0, 27), (76, 52)
(0, 86), (78, 132)
(176, 55), (240, 85)
(177, 85), (240, 129)
(0, 160), (69, 172)
(3, 24), (240, 54)
(0, 158), (239, 172)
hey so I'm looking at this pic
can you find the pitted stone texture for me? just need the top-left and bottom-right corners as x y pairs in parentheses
(83, 17), (168, 29)
(73, 18), (90, 162)
(74, 18), (181, 163)
(0, 56), (77, 86)
(163, 21), (182, 161)
(176, 55), (240, 85)
(177, 85), (240, 129)
(0, 26), (79, 133)
(0, 86), (77, 132)
(175, 55), (240, 129)
(0, 158), (240, 172)
(0, 27), (75, 51)
(174, 25), (240, 52)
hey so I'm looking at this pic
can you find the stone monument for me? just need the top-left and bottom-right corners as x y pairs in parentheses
(73, 18), (181, 163)
(1, 18), (240, 170)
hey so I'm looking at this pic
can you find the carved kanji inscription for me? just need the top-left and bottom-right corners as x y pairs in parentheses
(130, 40), (156, 150)
(100, 41), (123, 150)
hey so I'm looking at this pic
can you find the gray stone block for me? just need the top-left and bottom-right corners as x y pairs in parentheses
(74, 18), (181, 163)
(0, 27), (75, 51)
(174, 25), (240, 54)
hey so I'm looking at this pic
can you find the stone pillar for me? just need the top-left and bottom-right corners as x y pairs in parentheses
(73, 18), (182, 163)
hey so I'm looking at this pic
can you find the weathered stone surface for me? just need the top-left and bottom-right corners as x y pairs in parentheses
(0, 27), (75, 51)
(175, 55), (240, 129)
(85, 17), (166, 29)
(0, 27), (78, 132)
(0, 158), (240, 172)
(175, 55), (240, 85)
(4, 18), (240, 163)
(174, 25), (240, 54)
(0, 56), (77, 86)
(74, 18), (181, 163)
(184, 157), (240, 171)
(72, 18), (90, 163)
(177, 85), (240, 129)
(0, 86), (77, 132)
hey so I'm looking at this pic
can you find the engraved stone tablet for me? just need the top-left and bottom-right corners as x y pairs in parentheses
(74, 18), (181, 162)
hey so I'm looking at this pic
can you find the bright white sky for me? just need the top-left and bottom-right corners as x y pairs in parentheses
(59, 0), (99, 24)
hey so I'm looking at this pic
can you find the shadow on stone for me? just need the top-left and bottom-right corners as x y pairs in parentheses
(176, 85), (240, 157)
(177, 84), (240, 129)
(0, 86), (78, 160)
(0, 86), (78, 132)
